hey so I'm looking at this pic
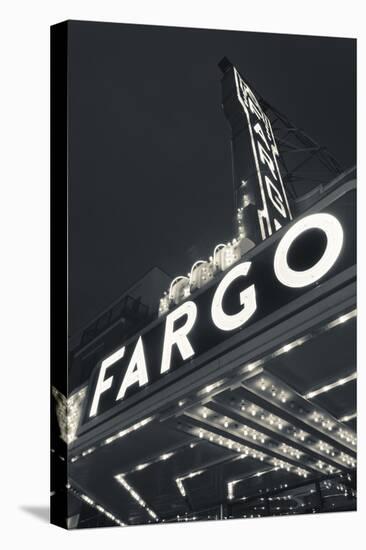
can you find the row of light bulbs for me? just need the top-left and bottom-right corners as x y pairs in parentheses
(304, 372), (356, 400)
(241, 399), (354, 469)
(250, 371), (356, 451)
(67, 484), (125, 526)
(236, 473), (354, 514)
(340, 452), (356, 468)
(115, 474), (159, 521)
(122, 441), (198, 477)
(192, 406), (340, 474)
(227, 467), (275, 500)
(193, 426), (309, 478)
(280, 443), (303, 461)
(258, 378), (289, 403)
(70, 416), (154, 464)
(309, 410), (356, 447)
(339, 412), (357, 423)
(175, 470), (205, 498)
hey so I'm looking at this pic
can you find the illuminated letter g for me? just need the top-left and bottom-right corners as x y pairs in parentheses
(211, 262), (257, 331)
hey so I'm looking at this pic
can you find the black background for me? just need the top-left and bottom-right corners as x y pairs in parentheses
(67, 21), (356, 336)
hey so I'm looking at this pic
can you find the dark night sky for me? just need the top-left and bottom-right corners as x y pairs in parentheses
(67, 21), (356, 337)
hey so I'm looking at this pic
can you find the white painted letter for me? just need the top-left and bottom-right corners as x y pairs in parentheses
(160, 301), (197, 373)
(253, 121), (270, 151)
(211, 262), (257, 331)
(257, 141), (277, 180)
(117, 337), (148, 401)
(89, 346), (125, 417)
(265, 175), (287, 218)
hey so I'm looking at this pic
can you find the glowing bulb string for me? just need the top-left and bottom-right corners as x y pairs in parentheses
(206, 398), (348, 472)
(67, 483), (126, 526)
(115, 475), (159, 521)
(304, 372), (356, 400)
(69, 416), (154, 464)
(227, 467), (276, 500)
(184, 410), (322, 475)
(118, 438), (200, 477)
(239, 372), (356, 457)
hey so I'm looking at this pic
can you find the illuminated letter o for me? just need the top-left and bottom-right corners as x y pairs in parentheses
(274, 213), (343, 288)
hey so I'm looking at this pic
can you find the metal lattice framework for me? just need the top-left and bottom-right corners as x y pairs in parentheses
(254, 95), (344, 201)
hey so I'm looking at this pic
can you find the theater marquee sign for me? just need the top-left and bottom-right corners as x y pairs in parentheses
(80, 184), (355, 427)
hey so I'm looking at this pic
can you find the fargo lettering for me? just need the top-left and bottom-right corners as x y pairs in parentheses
(88, 210), (347, 420)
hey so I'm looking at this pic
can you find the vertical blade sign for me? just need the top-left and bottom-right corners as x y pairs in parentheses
(221, 62), (292, 243)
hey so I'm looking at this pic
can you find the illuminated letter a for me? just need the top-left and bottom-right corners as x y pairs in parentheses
(117, 337), (148, 401)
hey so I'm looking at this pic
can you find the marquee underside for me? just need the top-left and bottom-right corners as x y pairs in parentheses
(68, 293), (356, 527)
